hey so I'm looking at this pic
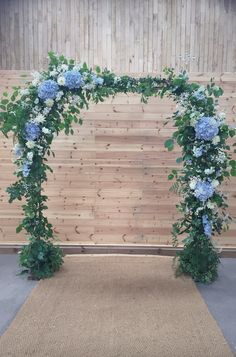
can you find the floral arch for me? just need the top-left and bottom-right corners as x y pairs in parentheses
(0, 52), (236, 283)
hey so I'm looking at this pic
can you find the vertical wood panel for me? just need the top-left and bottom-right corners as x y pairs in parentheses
(0, 0), (235, 72)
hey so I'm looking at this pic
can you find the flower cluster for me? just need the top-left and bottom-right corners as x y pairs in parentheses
(38, 80), (59, 100)
(192, 180), (215, 202)
(25, 122), (41, 141)
(64, 70), (83, 89)
(202, 215), (212, 237)
(194, 116), (220, 141)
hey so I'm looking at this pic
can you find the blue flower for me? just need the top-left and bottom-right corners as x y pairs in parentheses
(195, 116), (220, 141)
(64, 70), (82, 89)
(38, 80), (59, 100)
(25, 122), (41, 141)
(193, 181), (215, 202)
(202, 215), (212, 237)
(22, 161), (31, 177)
(92, 74), (104, 86)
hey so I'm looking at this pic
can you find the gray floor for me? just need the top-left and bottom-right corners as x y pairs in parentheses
(198, 258), (236, 356)
(0, 254), (37, 336)
(0, 255), (235, 355)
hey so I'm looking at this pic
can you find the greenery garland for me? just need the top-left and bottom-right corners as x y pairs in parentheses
(0, 52), (235, 282)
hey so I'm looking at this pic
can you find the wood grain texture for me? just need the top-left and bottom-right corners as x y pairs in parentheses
(0, 71), (236, 245)
(0, 0), (236, 72)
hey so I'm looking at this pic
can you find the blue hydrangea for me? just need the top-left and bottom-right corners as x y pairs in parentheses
(194, 116), (220, 141)
(202, 215), (212, 237)
(193, 181), (215, 202)
(25, 122), (41, 141)
(92, 74), (104, 86)
(64, 70), (83, 89)
(38, 80), (59, 100)
(22, 161), (31, 177)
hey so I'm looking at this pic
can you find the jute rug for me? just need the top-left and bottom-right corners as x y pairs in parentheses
(0, 256), (233, 357)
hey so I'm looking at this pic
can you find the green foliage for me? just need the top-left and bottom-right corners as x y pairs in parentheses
(19, 239), (64, 280)
(175, 239), (220, 283)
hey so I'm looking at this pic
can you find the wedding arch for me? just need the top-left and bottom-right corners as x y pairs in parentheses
(0, 52), (235, 283)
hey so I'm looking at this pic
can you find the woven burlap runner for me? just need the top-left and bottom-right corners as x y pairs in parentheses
(0, 256), (233, 356)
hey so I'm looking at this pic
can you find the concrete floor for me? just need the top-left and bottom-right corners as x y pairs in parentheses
(0, 255), (235, 355)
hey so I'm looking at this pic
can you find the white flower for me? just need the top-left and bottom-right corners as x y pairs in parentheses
(83, 83), (95, 90)
(57, 76), (66, 85)
(26, 141), (35, 149)
(217, 150), (226, 163)
(31, 71), (42, 86)
(56, 91), (64, 102)
(211, 179), (219, 188)
(189, 177), (198, 190)
(34, 98), (39, 105)
(190, 117), (197, 126)
(69, 95), (80, 105)
(212, 135), (220, 145)
(204, 167), (215, 175)
(114, 76), (121, 84)
(33, 113), (46, 124)
(43, 107), (51, 115)
(45, 99), (54, 107)
(196, 206), (204, 215)
(207, 202), (216, 209)
(218, 112), (226, 120)
(27, 152), (34, 161)
(20, 89), (29, 96)
(42, 127), (51, 134)
(50, 70), (58, 77)
(59, 64), (68, 72)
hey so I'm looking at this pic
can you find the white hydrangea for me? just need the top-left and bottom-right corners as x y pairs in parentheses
(212, 135), (220, 145)
(34, 98), (39, 105)
(26, 141), (35, 149)
(42, 127), (51, 134)
(45, 99), (54, 107)
(57, 76), (66, 86)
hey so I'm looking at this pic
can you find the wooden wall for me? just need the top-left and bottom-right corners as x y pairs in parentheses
(0, 0), (235, 72)
(0, 72), (236, 246)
